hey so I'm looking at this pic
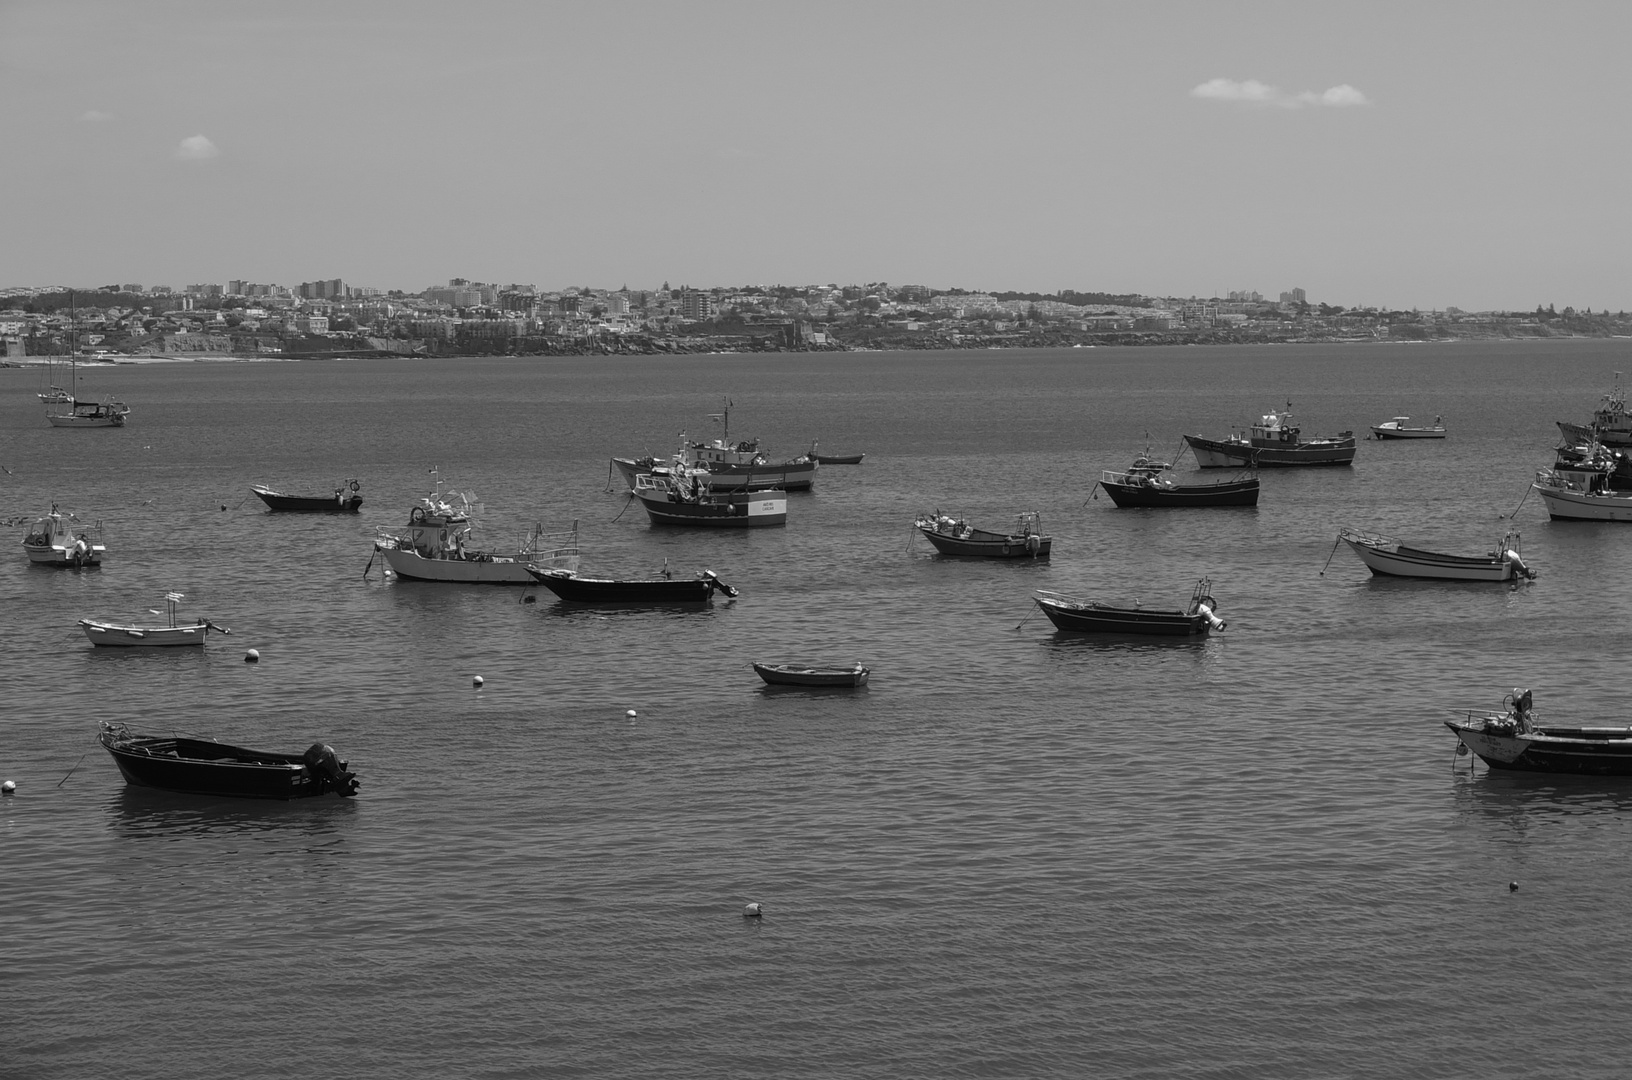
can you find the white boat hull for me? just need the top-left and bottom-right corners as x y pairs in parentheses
(80, 619), (212, 647)
(1534, 484), (1632, 521)
(24, 544), (103, 567)
(1371, 426), (1445, 439)
(47, 411), (125, 428)
(1342, 539), (1515, 581)
(380, 545), (536, 584)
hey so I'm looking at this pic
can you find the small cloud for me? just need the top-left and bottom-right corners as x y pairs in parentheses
(176, 134), (219, 160)
(1191, 78), (1279, 104)
(1192, 78), (1372, 110)
(1315, 84), (1370, 107)
(79, 110), (114, 123)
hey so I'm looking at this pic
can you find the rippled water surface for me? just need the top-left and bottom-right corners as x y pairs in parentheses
(7, 341), (1632, 1077)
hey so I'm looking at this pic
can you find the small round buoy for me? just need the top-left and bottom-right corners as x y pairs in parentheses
(625, 709), (637, 718)
(1510, 881), (1519, 892)
(220, 504), (227, 511)
(522, 594), (536, 604)
(244, 648), (260, 663)
(473, 675), (484, 688)
(1, 780), (15, 795)
(743, 902), (762, 918)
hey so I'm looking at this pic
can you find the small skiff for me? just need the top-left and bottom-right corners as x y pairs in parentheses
(753, 662), (869, 687)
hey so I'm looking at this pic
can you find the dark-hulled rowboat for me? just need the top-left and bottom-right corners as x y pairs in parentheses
(252, 480), (363, 513)
(753, 662), (869, 687)
(98, 722), (360, 799)
(1034, 578), (1226, 636)
(527, 566), (737, 603)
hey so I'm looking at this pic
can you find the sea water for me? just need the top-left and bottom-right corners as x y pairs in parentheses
(5, 341), (1632, 1078)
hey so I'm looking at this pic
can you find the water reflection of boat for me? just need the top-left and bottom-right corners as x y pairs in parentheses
(1447, 688), (1632, 776)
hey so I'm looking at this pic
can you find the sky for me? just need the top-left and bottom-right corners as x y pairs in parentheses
(2, 0), (1628, 310)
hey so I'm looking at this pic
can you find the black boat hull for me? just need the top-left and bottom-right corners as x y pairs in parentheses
(529, 568), (722, 603)
(1036, 599), (1210, 636)
(253, 489), (363, 513)
(1099, 478), (1260, 508)
(99, 730), (358, 799)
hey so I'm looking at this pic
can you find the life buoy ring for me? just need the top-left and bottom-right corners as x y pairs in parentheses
(1001, 544), (1010, 556)
(410, 506), (427, 523)
(349, 480), (361, 492)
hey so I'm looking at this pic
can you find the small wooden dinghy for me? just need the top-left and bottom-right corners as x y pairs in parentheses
(1336, 527), (1535, 581)
(527, 566), (738, 603)
(753, 662), (869, 687)
(1034, 578), (1225, 636)
(98, 722), (360, 799)
(252, 479), (363, 513)
(914, 511), (1051, 558)
(80, 592), (229, 647)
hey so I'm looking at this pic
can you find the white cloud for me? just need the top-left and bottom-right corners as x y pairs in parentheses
(176, 134), (219, 160)
(1191, 78), (1372, 110)
(79, 110), (113, 123)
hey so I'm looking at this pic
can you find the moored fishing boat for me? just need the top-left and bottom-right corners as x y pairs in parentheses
(98, 721), (360, 799)
(632, 469), (787, 528)
(1557, 372), (1632, 447)
(1531, 467), (1632, 521)
(372, 478), (579, 583)
(1447, 688), (1632, 776)
(80, 592), (229, 647)
(753, 662), (869, 687)
(612, 403), (817, 492)
(22, 505), (105, 567)
(1371, 415), (1445, 439)
(1185, 407), (1355, 467)
(1336, 527), (1535, 581)
(252, 479), (363, 513)
(1096, 456), (1259, 508)
(914, 511), (1051, 557)
(527, 565), (738, 603)
(1034, 578), (1226, 636)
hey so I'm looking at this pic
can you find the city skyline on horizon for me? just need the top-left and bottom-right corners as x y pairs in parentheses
(3, 1), (1628, 312)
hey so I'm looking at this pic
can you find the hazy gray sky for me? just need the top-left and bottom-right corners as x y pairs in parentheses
(4, 0), (1627, 309)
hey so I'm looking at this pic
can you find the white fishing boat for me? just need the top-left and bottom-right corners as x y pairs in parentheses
(1370, 415), (1445, 439)
(1336, 528), (1534, 581)
(611, 401), (816, 492)
(21, 505), (105, 567)
(80, 593), (229, 647)
(1532, 467), (1632, 522)
(372, 477), (580, 584)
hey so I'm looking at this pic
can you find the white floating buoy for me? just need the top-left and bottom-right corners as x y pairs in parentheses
(625, 709), (637, 718)
(473, 675), (484, 688)
(743, 902), (762, 918)
(244, 648), (260, 663)
(1, 780), (15, 795)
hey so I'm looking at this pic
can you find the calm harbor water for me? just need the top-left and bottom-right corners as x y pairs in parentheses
(6, 340), (1632, 1078)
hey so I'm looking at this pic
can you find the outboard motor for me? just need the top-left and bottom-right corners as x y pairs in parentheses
(701, 569), (740, 598)
(1503, 547), (1536, 580)
(1195, 599), (1227, 632)
(304, 743), (361, 797)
